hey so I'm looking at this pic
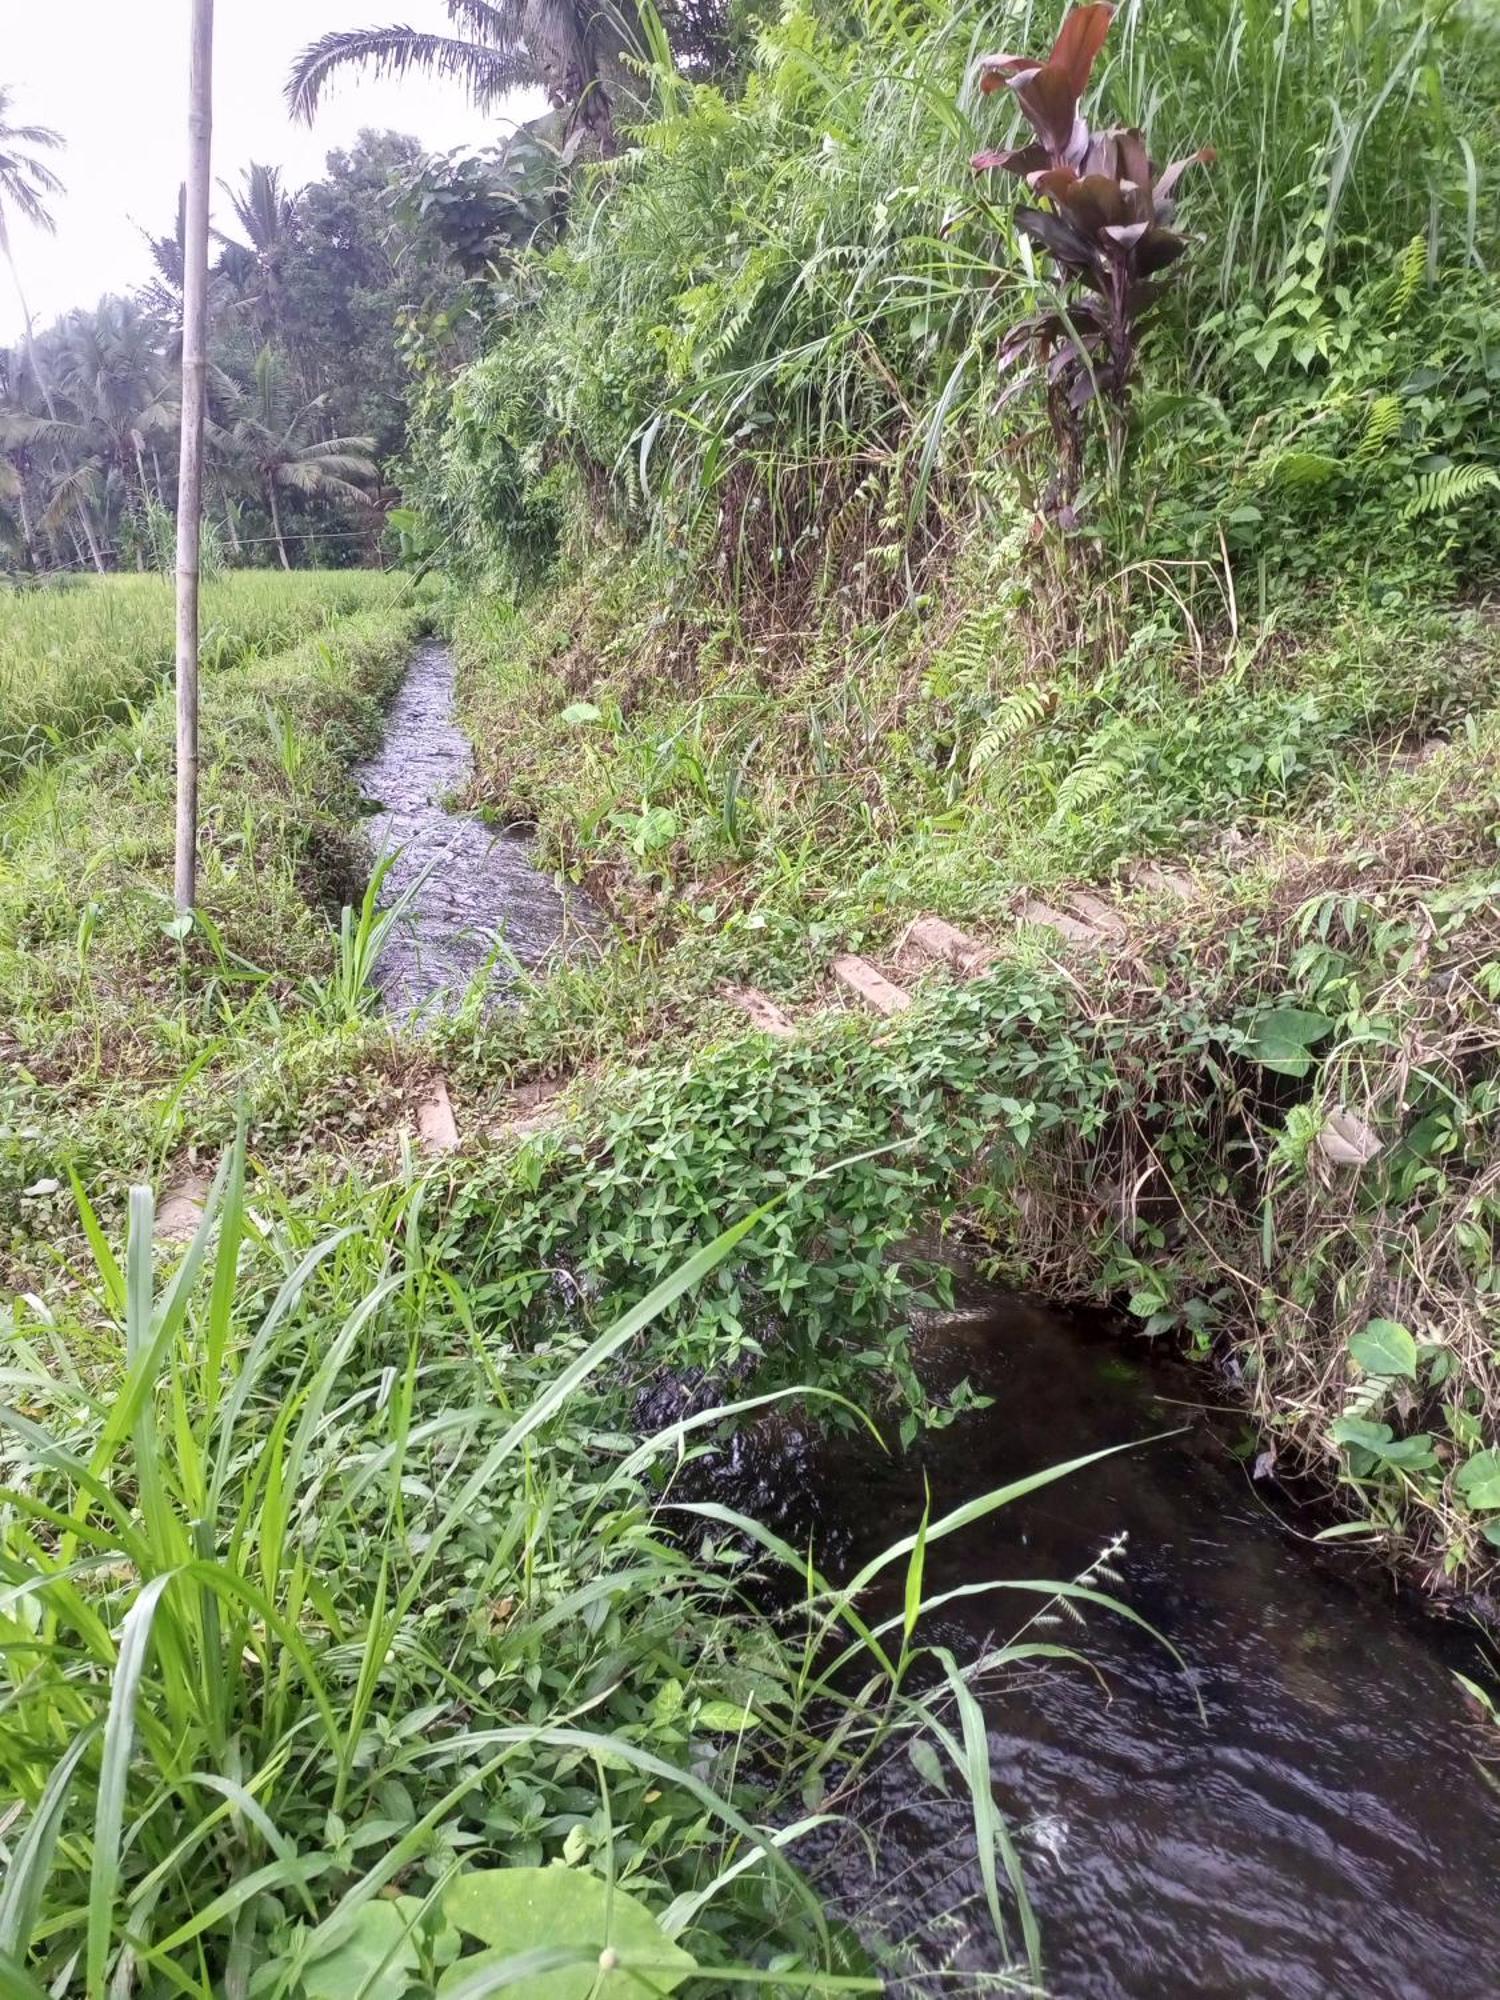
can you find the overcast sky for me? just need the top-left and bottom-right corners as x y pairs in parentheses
(2, 3), (543, 343)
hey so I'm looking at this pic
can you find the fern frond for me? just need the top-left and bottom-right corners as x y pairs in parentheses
(1404, 464), (1500, 518)
(1355, 393), (1403, 463)
(968, 684), (1049, 777)
(1390, 235), (1428, 322)
(1049, 722), (1135, 824)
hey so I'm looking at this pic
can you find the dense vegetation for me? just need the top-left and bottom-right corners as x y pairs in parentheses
(5, 0), (1500, 1989)
(404, 0), (1500, 1585)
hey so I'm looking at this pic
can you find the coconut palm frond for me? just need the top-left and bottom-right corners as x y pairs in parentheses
(286, 26), (530, 121)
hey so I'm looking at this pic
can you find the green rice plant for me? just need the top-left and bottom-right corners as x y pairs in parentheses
(0, 571), (404, 791)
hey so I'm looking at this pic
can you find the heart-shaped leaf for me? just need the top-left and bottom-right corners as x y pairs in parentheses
(304, 1900), (420, 2000)
(1246, 1006), (1334, 1078)
(1456, 1449), (1500, 1513)
(1349, 1319), (1418, 1379)
(440, 1868), (695, 2000)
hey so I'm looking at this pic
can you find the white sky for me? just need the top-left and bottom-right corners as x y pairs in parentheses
(2, 2), (544, 342)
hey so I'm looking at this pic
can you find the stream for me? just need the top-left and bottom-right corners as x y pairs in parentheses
(355, 640), (596, 1012)
(718, 1297), (1500, 1997)
(358, 646), (1500, 1994)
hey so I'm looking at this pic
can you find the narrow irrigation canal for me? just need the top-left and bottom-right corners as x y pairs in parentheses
(731, 1298), (1500, 1997)
(355, 639), (596, 1011)
(357, 646), (1500, 1994)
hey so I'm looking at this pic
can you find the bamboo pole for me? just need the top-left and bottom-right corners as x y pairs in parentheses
(174, 0), (214, 913)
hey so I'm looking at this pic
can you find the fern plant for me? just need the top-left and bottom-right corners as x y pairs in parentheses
(969, 684), (1051, 777)
(1404, 464), (1500, 518)
(1048, 715), (1136, 824)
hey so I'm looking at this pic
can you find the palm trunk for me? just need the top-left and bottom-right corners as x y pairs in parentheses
(14, 473), (37, 572)
(132, 438), (150, 567)
(220, 483), (242, 556)
(76, 498), (106, 573)
(3, 236), (106, 572)
(266, 478), (290, 569)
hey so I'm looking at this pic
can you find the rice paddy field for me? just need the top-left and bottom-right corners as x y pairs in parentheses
(0, 571), (402, 788)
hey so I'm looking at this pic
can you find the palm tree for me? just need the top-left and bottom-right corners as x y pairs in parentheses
(50, 298), (178, 564)
(219, 345), (377, 568)
(0, 90), (104, 567)
(0, 88), (64, 400)
(287, 0), (633, 154)
(0, 361), (82, 571)
(216, 163), (299, 345)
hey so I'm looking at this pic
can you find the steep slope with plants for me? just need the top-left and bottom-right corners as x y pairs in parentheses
(408, 0), (1500, 1589)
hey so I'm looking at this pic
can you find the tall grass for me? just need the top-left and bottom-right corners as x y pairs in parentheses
(0, 1144), (1137, 1992)
(0, 571), (404, 789)
(426, 0), (1500, 592)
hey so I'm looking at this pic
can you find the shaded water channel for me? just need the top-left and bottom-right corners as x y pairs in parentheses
(355, 640), (596, 1012)
(357, 648), (1500, 1993)
(717, 1297), (1500, 1997)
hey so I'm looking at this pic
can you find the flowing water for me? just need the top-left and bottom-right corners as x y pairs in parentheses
(355, 640), (597, 1012)
(717, 1296), (1500, 1998)
(359, 648), (1500, 1993)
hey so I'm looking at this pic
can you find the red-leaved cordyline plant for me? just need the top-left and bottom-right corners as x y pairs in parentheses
(972, 3), (1211, 522)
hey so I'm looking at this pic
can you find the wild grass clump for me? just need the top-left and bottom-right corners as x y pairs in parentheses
(0, 1141), (1134, 1991)
(0, 570), (401, 789)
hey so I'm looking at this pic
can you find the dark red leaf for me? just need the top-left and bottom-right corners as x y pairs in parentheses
(976, 52), (1041, 93)
(1134, 225), (1188, 274)
(1062, 173), (1131, 234)
(1153, 146), (1215, 205)
(1080, 131), (1121, 178)
(1013, 67), (1084, 158)
(971, 142), (1050, 176)
(1016, 203), (1104, 273)
(1030, 165), (1081, 201)
(1115, 128), (1152, 220)
(1047, 4), (1115, 96)
(1126, 279), (1169, 316)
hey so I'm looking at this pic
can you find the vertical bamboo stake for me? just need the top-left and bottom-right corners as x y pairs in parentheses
(174, 0), (214, 912)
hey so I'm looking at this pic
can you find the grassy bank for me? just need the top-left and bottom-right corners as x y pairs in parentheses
(433, 553), (1500, 1589)
(1, 577), (436, 1255)
(0, 585), (1100, 1992)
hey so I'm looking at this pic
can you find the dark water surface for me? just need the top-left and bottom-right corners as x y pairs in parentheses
(360, 647), (1499, 1992)
(354, 641), (597, 1012)
(723, 1299), (1500, 1998)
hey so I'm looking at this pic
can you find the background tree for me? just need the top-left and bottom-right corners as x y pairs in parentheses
(286, 0), (639, 155)
(217, 344), (377, 568)
(0, 87), (65, 416)
(216, 162), (299, 346)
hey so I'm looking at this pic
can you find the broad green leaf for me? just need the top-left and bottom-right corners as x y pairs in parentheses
(695, 1699), (759, 1733)
(441, 1868), (695, 2000)
(558, 702), (602, 726)
(1456, 1449), (1500, 1513)
(1348, 1319), (1418, 1379)
(1246, 1006), (1334, 1078)
(1330, 1417), (1392, 1451)
(1374, 1434), (1438, 1471)
(303, 1901), (420, 2000)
